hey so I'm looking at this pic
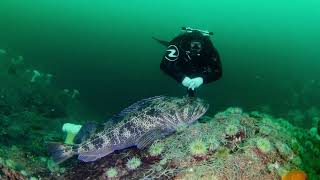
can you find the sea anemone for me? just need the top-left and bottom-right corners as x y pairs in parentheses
(309, 127), (320, 141)
(0, 48), (6, 54)
(290, 139), (303, 153)
(215, 147), (229, 158)
(225, 107), (243, 114)
(256, 138), (272, 153)
(105, 167), (118, 178)
(189, 139), (208, 156)
(126, 157), (142, 170)
(275, 142), (293, 158)
(71, 89), (80, 99)
(62, 123), (82, 145)
(277, 166), (289, 177)
(229, 117), (241, 125)
(198, 116), (213, 123)
(267, 162), (280, 173)
(30, 70), (41, 83)
(205, 136), (220, 151)
(225, 124), (239, 136)
(20, 170), (28, 177)
(259, 125), (272, 135)
(149, 141), (164, 156)
(176, 123), (188, 133)
(290, 156), (302, 166)
(159, 158), (167, 165)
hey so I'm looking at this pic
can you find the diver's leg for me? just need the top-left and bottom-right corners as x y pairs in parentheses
(187, 89), (196, 97)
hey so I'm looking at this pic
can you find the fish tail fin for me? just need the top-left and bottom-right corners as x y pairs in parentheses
(48, 142), (77, 164)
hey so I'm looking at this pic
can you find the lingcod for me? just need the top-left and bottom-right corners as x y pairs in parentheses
(49, 96), (209, 163)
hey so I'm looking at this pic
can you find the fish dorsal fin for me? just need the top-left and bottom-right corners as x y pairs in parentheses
(106, 96), (165, 125)
(152, 37), (170, 47)
(136, 129), (163, 149)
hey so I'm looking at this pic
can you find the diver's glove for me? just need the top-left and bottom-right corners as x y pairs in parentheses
(188, 77), (203, 90)
(182, 77), (192, 88)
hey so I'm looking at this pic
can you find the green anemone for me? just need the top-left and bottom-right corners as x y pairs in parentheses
(189, 139), (208, 156)
(126, 157), (142, 170)
(256, 138), (272, 153)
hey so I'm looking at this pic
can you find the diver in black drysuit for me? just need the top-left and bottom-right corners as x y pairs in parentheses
(159, 29), (222, 97)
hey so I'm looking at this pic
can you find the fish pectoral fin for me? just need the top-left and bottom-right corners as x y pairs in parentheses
(78, 148), (113, 162)
(136, 129), (167, 149)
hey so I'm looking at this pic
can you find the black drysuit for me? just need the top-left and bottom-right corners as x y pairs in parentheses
(160, 32), (222, 90)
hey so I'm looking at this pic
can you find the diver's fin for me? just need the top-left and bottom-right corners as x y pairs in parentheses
(73, 122), (97, 144)
(48, 142), (76, 164)
(152, 37), (170, 47)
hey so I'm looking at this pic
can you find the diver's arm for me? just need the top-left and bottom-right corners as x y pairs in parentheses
(160, 59), (186, 83)
(201, 50), (222, 84)
(160, 36), (187, 83)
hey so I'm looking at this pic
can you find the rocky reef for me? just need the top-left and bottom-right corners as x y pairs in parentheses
(0, 51), (84, 180)
(60, 108), (319, 180)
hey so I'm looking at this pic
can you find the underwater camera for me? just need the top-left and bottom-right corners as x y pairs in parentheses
(181, 27), (214, 36)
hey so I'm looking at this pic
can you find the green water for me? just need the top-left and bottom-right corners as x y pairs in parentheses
(0, 0), (320, 120)
(1, 1), (320, 178)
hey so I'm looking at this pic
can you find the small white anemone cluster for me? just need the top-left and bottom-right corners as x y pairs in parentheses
(27, 69), (53, 84)
(63, 89), (80, 99)
(309, 127), (320, 141)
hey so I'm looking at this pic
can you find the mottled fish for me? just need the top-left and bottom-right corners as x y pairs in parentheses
(49, 96), (209, 163)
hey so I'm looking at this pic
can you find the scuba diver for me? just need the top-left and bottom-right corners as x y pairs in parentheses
(154, 27), (222, 97)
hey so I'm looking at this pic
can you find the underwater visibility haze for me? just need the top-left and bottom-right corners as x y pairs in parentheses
(0, 0), (320, 179)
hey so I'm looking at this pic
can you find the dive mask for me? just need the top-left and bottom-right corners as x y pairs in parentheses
(190, 41), (202, 56)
